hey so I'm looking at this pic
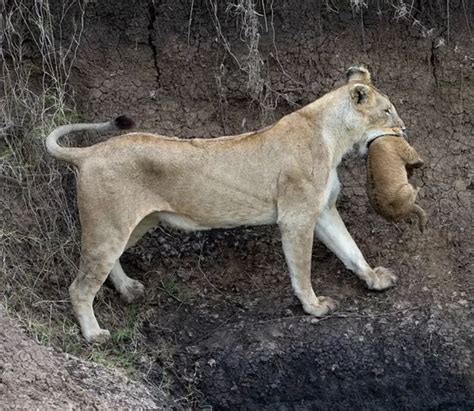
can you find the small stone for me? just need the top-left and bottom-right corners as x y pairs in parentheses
(208, 359), (216, 368)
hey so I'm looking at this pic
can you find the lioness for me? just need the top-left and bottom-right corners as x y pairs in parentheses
(47, 67), (406, 343)
(367, 135), (427, 231)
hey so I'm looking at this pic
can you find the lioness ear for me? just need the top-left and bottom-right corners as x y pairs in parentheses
(350, 84), (371, 105)
(346, 66), (371, 84)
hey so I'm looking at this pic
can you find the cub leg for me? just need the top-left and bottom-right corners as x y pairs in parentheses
(315, 206), (397, 290)
(389, 184), (417, 218)
(413, 204), (427, 232)
(402, 143), (424, 168)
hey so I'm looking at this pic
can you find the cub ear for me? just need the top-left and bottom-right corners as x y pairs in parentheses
(350, 83), (371, 105)
(346, 66), (371, 84)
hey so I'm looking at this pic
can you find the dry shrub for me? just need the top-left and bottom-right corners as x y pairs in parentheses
(207, 0), (280, 123)
(0, 3), (160, 372)
(226, 0), (264, 101)
(0, 0), (85, 345)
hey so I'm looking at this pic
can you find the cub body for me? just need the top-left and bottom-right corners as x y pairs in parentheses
(367, 136), (426, 231)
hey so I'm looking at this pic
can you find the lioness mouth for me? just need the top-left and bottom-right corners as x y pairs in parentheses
(367, 132), (403, 148)
(367, 136), (383, 148)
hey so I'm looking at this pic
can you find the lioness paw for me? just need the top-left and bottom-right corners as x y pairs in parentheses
(367, 267), (397, 291)
(84, 328), (111, 344)
(119, 279), (145, 304)
(303, 296), (338, 317)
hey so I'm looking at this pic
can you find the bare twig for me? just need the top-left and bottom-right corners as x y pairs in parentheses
(187, 0), (195, 46)
(260, 304), (429, 323)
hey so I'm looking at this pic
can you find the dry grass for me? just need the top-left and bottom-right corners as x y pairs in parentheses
(1, 0), (83, 331)
(207, 0), (281, 124)
(0, 0), (154, 372)
(227, 0), (265, 102)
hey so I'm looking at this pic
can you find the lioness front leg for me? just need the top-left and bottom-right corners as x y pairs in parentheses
(279, 215), (338, 317)
(315, 206), (397, 290)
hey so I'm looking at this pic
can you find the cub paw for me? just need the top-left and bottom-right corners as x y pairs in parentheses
(303, 296), (338, 317)
(367, 267), (397, 291)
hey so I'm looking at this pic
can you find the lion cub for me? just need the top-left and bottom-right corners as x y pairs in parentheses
(367, 136), (427, 231)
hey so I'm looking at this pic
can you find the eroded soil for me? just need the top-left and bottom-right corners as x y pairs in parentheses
(0, 306), (165, 409)
(121, 219), (473, 408)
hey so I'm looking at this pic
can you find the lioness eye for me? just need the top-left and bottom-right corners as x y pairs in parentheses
(385, 108), (391, 115)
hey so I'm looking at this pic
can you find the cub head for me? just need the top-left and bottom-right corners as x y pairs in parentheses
(345, 66), (406, 154)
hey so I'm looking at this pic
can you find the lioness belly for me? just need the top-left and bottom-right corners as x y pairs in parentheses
(159, 205), (278, 231)
(156, 170), (278, 229)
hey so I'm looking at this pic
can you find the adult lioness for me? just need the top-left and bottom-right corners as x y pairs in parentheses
(47, 67), (406, 343)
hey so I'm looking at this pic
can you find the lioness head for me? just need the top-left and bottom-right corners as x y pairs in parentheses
(344, 66), (406, 155)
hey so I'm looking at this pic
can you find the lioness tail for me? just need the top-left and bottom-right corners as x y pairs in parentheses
(45, 115), (134, 165)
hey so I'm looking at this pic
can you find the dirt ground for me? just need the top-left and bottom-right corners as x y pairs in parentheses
(0, 305), (167, 409)
(3, 0), (473, 409)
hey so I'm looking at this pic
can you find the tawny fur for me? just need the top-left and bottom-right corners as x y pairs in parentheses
(46, 67), (407, 343)
(367, 136), (427, 231)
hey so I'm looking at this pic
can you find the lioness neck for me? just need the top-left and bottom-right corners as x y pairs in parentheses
(298, 87), (359, 168)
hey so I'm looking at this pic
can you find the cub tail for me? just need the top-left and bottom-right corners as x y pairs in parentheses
(413, 204), (427, 232)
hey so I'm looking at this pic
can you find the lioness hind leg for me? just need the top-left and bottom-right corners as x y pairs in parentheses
(109, 261), (145, 304)
(70, 215), (135, 343)
(70, 242), (126, 343)
(109, 215), (159, 303)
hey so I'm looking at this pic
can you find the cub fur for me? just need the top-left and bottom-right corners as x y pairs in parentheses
(46, 66), (406, 343)
(367, 136), (427, 231)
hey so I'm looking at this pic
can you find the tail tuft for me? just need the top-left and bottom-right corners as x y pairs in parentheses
(114, 115), (135, 130)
